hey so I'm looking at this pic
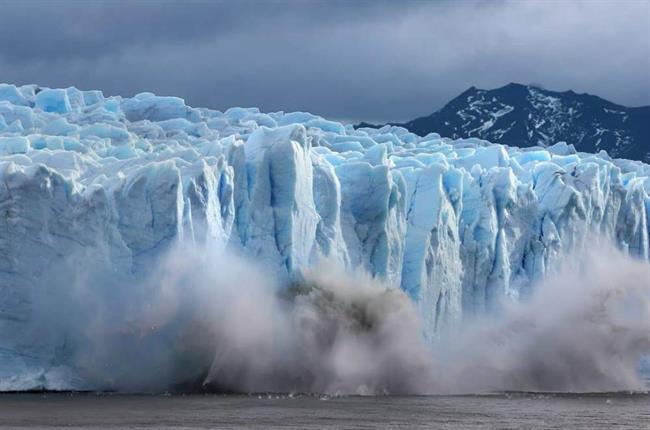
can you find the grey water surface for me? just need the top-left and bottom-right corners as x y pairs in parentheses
(0, 392), (648, 429)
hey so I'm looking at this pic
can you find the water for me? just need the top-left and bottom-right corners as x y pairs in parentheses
(0, 393), (648, 429)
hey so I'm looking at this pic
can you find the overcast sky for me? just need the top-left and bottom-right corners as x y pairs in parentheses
(0, 0), (648, 122)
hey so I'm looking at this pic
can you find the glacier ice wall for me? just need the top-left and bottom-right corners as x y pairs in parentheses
(0, 83), (649, 390)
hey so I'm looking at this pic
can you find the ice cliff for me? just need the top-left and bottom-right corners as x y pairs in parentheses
(0, 84), (649, 390)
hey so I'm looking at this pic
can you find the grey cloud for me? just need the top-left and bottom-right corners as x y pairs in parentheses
(0, 0), (416, 61)
(0, 0), (648, 122)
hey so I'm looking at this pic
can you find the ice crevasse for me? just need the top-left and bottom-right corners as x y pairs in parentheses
(0, 84), (649, 388)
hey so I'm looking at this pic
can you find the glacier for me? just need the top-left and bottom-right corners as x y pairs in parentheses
(0, 83), (649, 391)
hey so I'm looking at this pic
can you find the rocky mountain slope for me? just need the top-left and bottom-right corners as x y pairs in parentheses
(360, 83), (649, 162)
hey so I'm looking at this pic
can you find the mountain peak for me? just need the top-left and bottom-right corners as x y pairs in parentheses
(383, 84), (649, 162)
(502, 82), (528, 89)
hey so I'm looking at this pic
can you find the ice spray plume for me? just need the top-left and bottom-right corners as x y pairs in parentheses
(432, 243), (650, 393)
(30, 241), (650, 394)
(49, 246), (433, 395)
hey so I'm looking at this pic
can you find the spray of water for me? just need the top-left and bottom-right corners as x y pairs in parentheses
(433, 245), (650, 393)
(32, 242), (650, 394)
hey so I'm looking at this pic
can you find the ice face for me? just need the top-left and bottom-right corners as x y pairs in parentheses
(0, 83), (649, 390)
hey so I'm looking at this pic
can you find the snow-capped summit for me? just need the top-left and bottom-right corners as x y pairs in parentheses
(367, 83), (649, 162)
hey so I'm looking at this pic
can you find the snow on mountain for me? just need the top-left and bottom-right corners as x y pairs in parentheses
(0, 83), (649, 390)
(365, 83), (650, 162)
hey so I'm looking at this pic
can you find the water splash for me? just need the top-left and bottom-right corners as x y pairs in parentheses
(30, 242), (650, 394)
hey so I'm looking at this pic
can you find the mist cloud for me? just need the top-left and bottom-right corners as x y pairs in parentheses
(28, 240), (650, 395)
(433, 245), (650, 393)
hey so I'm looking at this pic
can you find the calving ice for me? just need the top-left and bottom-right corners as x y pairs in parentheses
(0, 83), (648, 392)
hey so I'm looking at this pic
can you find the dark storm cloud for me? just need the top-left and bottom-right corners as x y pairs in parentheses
(0, 0), (648, 122)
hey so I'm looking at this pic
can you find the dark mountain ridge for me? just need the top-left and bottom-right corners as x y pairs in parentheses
(360, 83), (649, 162)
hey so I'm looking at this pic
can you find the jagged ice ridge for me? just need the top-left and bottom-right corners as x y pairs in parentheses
(0, 83), (649, 390)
